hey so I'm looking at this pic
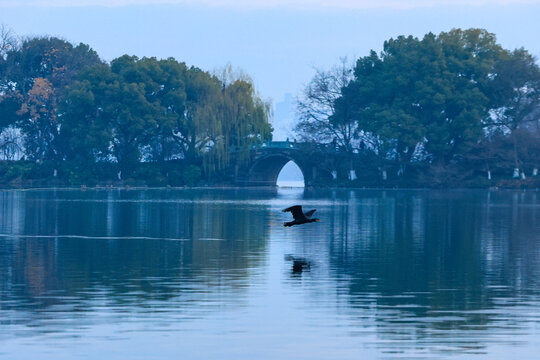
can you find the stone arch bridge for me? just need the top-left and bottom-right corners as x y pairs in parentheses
(233, 141), (348, 186)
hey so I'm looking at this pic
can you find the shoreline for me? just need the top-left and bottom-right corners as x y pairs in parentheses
(0, 184), (538, 192)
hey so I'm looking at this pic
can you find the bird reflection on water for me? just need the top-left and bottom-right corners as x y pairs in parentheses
(284, 254), (312, 274)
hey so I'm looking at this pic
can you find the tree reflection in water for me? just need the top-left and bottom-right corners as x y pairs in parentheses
(0, 188), (539, 358)
(0, 189), (271, 324)
(321, 190), (540, 353)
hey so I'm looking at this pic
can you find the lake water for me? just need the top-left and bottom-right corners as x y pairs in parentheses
(0, 188), (539, 359)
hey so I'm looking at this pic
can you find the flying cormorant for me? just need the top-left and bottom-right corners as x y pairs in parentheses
(282, 205), (319, 227)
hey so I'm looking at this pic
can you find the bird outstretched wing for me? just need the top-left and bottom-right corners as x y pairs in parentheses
(283, 205), (307, 220)
(304, 209), (316, 218)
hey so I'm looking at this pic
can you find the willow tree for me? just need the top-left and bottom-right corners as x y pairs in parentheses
(171, 66), (222, 168)
(214, 76), (272, 172)
(173, 66), (272, 175)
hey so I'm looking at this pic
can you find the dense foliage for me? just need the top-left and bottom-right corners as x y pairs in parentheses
(0, 28), (272, 186)
(296, 29), (540, 187)
(1, 26), (539, 188)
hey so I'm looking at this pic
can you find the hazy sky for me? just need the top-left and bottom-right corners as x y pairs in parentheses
(1, 0), (539, 138)
(2, 0), (540, 8)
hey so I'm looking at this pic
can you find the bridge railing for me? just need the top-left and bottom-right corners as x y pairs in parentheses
(259, 141), (296, 149)
(229, 140), (348, 153)
(258, 140), (346, 153)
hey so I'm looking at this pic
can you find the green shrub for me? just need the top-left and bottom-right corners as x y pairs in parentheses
(183, 165), (201, 186)
(131, 164), (168, 186)
(167, 167), (184, 186)
(1, 162), (33, 181)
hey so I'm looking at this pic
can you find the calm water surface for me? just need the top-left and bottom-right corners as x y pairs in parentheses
(0, 188), (539, 359)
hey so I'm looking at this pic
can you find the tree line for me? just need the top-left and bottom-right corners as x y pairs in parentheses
(1, 26), (539, 187)
(296, 29), (540, 187)
(0, 25), (272, 185)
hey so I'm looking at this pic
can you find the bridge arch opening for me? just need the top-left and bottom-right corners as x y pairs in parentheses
(246, 154), (307, 187)
(277, 160), (305, 187)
